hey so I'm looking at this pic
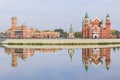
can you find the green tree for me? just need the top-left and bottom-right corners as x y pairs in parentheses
(34, 29), (40, 33)
(54, 29), (64, 37)
(64, 32), (68, 38)
(111, 29), (120, 36)
(74, 31), (82, 38)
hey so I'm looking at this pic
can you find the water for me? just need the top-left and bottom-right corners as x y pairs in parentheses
(0, 46), (120, 80)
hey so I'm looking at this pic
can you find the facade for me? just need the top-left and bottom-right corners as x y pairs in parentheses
(82, 13), (111, 39)
(33, 31), (60, 39)
(5, 17), (60, 39)
(5, 17), (34, 39)
(68, 24), (74, 39)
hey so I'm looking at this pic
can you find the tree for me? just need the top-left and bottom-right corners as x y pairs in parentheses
(34, 29), (40, 33)
(111, 29), (120, 36)
(54, 29), (64, 37)
(64, 32), (68, 38)
(74, 31), (82, 38)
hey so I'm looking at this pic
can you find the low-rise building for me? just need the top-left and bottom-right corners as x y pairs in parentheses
(5, 17), (60, 39)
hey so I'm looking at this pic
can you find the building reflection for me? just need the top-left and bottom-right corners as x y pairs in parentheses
(68, 48), (74, 62)
(4, 47), (112, 71)
(5, 48), (62, 67)
(82, 48), (111, 71)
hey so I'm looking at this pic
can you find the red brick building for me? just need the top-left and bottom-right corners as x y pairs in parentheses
(5, 17), (60, 39)
(5, 17), (34, 39)
(33, 31), (60, 39)
(82, 13), (111, 39)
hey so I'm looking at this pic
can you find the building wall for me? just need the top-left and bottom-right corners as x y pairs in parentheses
(6, 17), (60, 39)
(82, 15), (111, 39)
(33, 32), (60, 39)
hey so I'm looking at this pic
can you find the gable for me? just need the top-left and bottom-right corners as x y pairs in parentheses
(91, 17), (101, 26)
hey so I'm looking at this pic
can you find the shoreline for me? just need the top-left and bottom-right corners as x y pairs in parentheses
(1, 38), (120, 45)
(2, 44), (120, 48)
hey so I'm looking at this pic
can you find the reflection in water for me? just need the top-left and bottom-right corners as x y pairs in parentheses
(82, 48), (111, 71)
(4, 47), (119, 71)
(5, 48), (62, 67)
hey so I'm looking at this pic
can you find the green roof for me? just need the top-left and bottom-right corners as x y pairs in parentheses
(85, 66), (88, 72)
(85, 12), (89, 18)
(106, 14), (110, 18)
(69, 24), (74, 33)
(12, 17), (17, 19)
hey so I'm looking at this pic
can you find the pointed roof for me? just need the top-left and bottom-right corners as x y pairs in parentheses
(69, 24), (73, 33)
(85, 66), (88, 72)
(68, 49), (74, 62)
(106, 14), (110, 18)
(85, 12), (89, 18)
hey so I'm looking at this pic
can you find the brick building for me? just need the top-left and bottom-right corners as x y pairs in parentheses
(82, 13), (111, 39)
(33, 31), (60, 39)
(5, 17), (34, 39)
(5, 17), (60, 39)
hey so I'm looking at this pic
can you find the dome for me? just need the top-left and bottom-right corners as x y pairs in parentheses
(11, 17), (17, 20)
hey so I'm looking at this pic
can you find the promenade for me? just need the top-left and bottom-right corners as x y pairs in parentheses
(2, 39), (120, 45)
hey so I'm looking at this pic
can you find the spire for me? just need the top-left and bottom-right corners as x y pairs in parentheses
(85, 12), (89, 18)
(106, 64), (110, 70)
(85, 66), (88, 72)
(106, 14), (110, 18)
(69, 24), (73, 33)
(68, 49), (74, 62)
(106, 14), (110, 20)
(106, 66), (109, 70)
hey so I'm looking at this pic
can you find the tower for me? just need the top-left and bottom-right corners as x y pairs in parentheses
(11, 17), (17, 29)
(84, 13), (89, 27)
(68, 49), (74, 62)
(68, 24), (74, 39)
(105, 14), (111, 38)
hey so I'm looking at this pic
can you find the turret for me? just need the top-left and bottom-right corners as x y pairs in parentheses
(69, 24), (73, 33)
(68, 49), (74, 62)
(105, 14), (111, 38)
(11, 17), (17, 29)
(68, 24), (74, 39)
(84, 13), (89, 27)
(106, 14), (111, 25)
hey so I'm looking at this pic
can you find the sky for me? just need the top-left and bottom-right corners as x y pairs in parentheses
(0, 0), (120, 32)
